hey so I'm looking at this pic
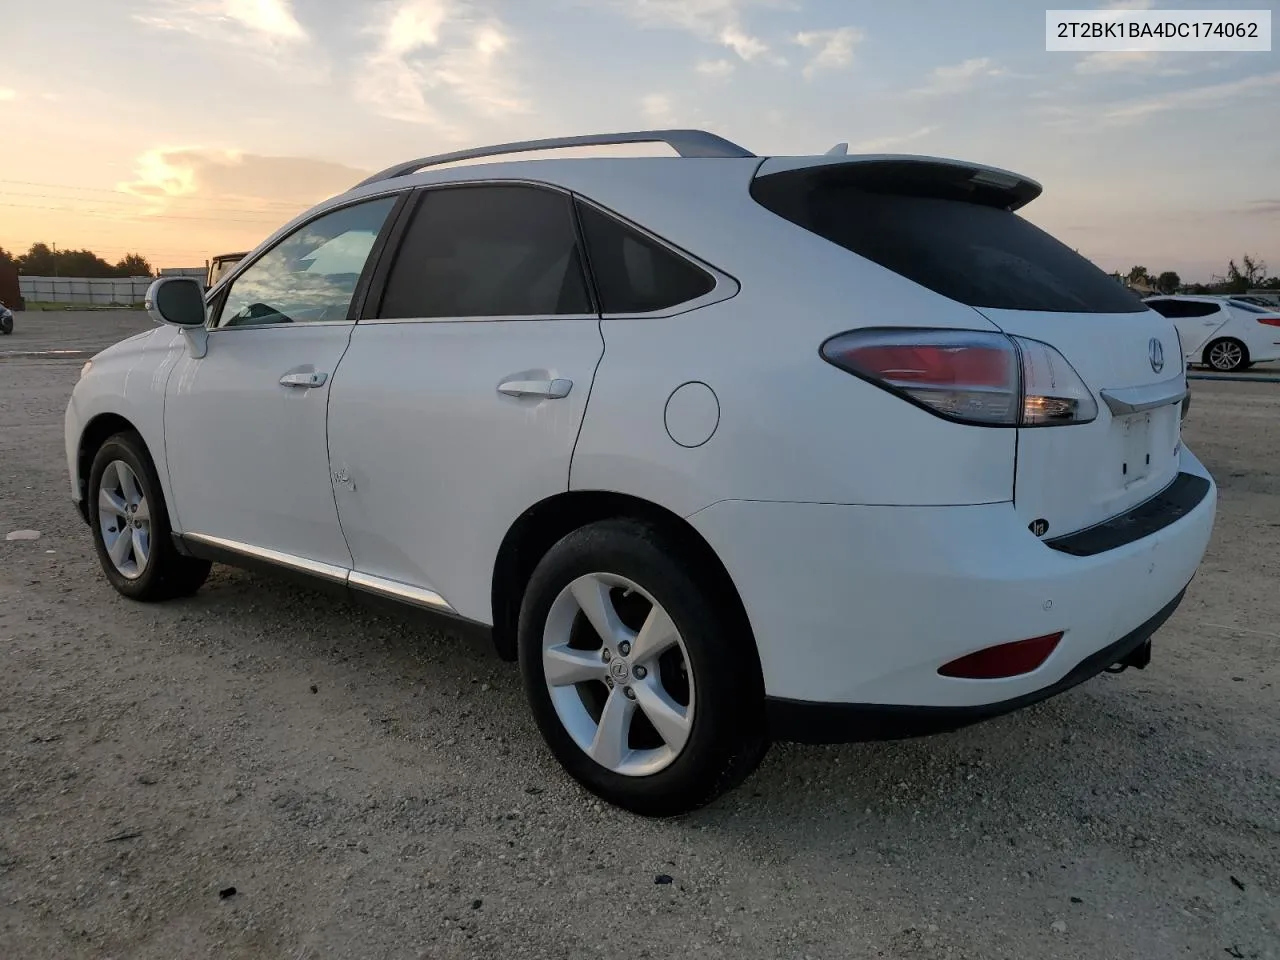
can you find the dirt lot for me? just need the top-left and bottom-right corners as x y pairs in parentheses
(2, 310), (1278, 960)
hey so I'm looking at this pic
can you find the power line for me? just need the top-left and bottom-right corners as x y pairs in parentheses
(0, 189), (306, 215)
(0, 201), (286, 225)
(0, 178), (322, 211)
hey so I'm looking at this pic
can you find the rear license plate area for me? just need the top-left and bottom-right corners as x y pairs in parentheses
(1120, 412), (1152, 486)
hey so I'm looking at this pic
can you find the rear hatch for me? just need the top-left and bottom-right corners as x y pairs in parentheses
(752, 155), (1185, 538)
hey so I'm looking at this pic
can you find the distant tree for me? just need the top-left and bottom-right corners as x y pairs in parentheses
(1126, 265), (1150, 287)
(1154, 271), (1181, 294)
(1263, 276), (1280, 290)
(57, 248), (117, 278)
(115, 253), (153, 277)
(0, 246), (15, 269)
(1214, 254), (1268, 294)
(18, 242), (57, 275)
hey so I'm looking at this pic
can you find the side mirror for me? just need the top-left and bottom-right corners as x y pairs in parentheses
(145, 277), (206, 327)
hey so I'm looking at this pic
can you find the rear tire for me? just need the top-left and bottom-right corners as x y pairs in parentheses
(87, 432), (211, 601)
(1204, 338), (1248, 372)
(517, 518), (768, 816)
(0, 313), (12, 335)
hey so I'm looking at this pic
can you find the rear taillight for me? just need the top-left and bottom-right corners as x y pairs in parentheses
(938, 632), (1063, 679)
(820, 328), (1098, 427)
(1255, 316), (1280, 327)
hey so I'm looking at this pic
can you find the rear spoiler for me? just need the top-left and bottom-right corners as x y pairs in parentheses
(753, 155), (1043, 212)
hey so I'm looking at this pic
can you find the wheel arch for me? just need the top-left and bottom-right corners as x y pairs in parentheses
(490, 491), (760, 678)
(75, 413), (143, 521)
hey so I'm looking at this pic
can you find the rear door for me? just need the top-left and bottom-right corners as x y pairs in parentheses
(325, 182), (604, 621)
(1147, 298), (1228, 356)
(748, 156), (1186, 538)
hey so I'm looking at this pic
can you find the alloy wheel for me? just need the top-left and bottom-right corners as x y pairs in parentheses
(97, 459), (151, 579)
(1208, 340), (1244, 371)
(541, 572), (695, 777)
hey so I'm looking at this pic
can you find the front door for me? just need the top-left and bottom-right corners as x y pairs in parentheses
(163, 193), (402, 574)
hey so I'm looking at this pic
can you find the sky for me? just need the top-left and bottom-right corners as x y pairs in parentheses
(0, 0), (1276, 281)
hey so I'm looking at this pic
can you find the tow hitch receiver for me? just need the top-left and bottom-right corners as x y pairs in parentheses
(1105, 639), (1152, 674)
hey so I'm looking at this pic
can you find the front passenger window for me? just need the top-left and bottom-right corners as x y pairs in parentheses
(216, 195), (398, 328)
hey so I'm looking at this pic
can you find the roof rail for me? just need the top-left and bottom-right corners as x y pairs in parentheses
(352, 129), (756, 188)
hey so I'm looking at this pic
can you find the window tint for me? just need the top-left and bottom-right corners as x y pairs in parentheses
(379, 185), (590, 319)
(1183, 301), (1222, 318)
(576, 201), (716, 314)
(216, 197), (396, 328)
(751, 170), (1145, 314)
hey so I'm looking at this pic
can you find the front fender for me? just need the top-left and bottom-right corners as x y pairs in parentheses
(65, 328), (186, 528)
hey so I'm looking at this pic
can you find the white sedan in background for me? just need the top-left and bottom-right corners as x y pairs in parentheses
(1144, 295), (1280, 372)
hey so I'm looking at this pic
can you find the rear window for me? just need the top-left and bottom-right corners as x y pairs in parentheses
(1229, 299), (1269, 314)
(751, 167), (1145, 314)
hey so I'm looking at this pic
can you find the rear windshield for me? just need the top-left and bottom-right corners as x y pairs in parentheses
(751, 167), (1145, 314)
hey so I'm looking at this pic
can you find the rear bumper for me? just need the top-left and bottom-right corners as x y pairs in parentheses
(686, 445), (1216, 724)
(765, 586), (1184, 743)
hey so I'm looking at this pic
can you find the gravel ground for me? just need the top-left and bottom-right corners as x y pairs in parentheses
(1, 310), (1278, 960)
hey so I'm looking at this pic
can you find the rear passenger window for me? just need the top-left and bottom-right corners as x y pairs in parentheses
(1182, 302), (1221, 318)
(576, 201), (716, 314)
(378, 184), (590, 319)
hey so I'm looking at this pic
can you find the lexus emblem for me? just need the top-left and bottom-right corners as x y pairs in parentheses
(1149, 338), (1165, 374)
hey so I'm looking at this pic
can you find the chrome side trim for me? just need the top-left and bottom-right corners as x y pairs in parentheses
(183, 533), (349, 583)
(348, 571), (454, 612)
(1100, 375), (1189, 416)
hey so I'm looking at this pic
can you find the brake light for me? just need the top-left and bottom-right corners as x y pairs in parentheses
(1255, 316), (1280, 327)
(820, 328), (1098, 427)
(938, 632), (1063, 679)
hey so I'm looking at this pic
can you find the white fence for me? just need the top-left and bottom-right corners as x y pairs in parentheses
(20, 276), (156, 306)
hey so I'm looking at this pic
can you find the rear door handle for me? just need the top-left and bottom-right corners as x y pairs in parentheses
(497, 378), (573, 399)
(279, 371), (327, 388)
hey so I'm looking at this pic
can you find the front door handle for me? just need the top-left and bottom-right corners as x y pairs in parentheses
(279, 371), (328, 388)
(497, 378), (573, 399)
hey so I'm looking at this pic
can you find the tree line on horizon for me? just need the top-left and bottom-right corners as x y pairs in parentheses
(1114, 255), (1279, 296)
(0, 243), (154, 279)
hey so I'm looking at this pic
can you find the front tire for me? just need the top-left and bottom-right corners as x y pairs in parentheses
(1204, 337), (1248, 372)
(87, 432), (211, 601)
(517, 519), (768, 816)
(0, 313), (12, 335)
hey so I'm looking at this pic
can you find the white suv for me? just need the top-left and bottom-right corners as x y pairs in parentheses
(66, 130), (1217, 815)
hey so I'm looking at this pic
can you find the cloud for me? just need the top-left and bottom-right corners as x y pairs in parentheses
(696, 58), (735, 77)
(793, 26), (863, 78)
(640, 93), (677, 126)
(591, 0), (787, 62)
(852, 126), (937, 153)
(1101, 71), (1280, 124)
(0, 88), (15, 102)
(222, 0), (306, 40)
(116, 147), (369, 214)
(135, 0), (321, 79)
(356, 0), (528, 131)
(1239, 199), (1280, 217)
(137, 0), (307, 43)
(910, 57), (1006, 96)
(1075, 51), (1162, 74)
